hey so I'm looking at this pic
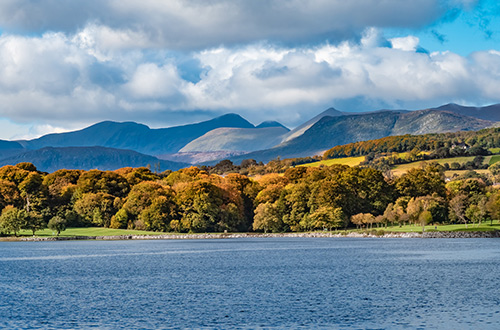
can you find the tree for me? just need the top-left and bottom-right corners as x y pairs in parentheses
(395, 164), (446, 198)
(74, 192), (116, 227)
(308, 206), (345, 231)
(23, 212), (45, 236)
(351, 213), (374, 229)
(253, 202), (283, 233)
(48, 215), (67, 236)
(449, 194), (468, 228)
(110, 208), (129, 229)
(139, 196), (177, 232)
(0, 206), (26, 236)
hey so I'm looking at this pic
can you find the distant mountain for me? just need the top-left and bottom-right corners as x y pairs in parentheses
(227, 109), (494, 164)
(0, 146), (188, 173)
(158, 151), (248, 164)
(256, 121), (289, 129)
(0, 140), (25, 159)
(180, 126), (290, 153)
(18, 114), (254, 155)
(434, 103), (500, 122)
(281, 107), (344, 143)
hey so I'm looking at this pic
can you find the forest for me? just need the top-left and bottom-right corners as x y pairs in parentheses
(323, 127), (500, 159)
(1, 159), (500, 236)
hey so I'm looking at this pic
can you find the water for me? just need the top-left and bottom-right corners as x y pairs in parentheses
(0, 238), (499, 329)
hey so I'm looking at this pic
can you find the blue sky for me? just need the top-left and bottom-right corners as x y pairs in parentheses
(0, 0), (499, 139)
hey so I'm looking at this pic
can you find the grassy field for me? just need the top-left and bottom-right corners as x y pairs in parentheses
(364, 220), (500, 233)
(16, 227), (166, 237)
(489, 154), (500, 165)
(299, 156), (365, 168)
(489, 148), (500, 154)
(391, 156), (493, 176)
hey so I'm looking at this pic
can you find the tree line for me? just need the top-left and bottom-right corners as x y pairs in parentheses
(1, 161), (500, 236)
(323, 127), (500, 159)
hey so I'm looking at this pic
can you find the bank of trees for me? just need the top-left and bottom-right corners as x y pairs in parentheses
(0, 161), (499, 236)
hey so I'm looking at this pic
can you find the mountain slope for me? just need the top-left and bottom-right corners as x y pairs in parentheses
(228, 110), (494, 163)
(180, 126), (290, 153)
(19, 114), (254, 155)
(0, 147), (188, 172)
(281, 107), (344, 143)
(434, 103), (500, 121)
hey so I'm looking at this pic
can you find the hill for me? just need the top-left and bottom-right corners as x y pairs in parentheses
(228, 109), (494, 164)
(18, 114), (254, 155)
(0, 146), (188, 172)
(281, 107), (344, 143)
(434, 103), (500, 122)
(180, 126), (290, 153)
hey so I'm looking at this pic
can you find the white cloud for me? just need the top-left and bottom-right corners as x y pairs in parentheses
(390, 36), (421, 51)
(0, 25), (500, 139)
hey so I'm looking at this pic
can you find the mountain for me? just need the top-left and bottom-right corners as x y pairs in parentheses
(0, 146), (188, 173)
(0, 140), (25, 159)
(180, 126), (290, 153)
(18, 113), (254, 155)
(281, 107), (344, 143)
(434, 103), (500, 122)
(256, 121), (289, 129)
(227, 109), (494, 164)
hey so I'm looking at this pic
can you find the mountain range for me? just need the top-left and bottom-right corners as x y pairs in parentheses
(0, 103), (498, 172)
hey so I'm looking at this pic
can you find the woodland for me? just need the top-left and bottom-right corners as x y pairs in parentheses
(1, 157), (499, 236)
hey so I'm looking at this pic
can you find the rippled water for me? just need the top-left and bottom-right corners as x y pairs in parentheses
(1, 238), (499, 329)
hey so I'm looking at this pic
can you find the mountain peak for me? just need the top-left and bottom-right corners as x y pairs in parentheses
(208, 113), (254, 128)
(256, 121), (289, 130)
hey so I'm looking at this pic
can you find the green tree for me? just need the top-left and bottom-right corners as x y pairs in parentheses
(308, 206), (345, 231)
(23, 212), (45, 236)
(395, 164), (446, 198)
(48, 215), (67, 236)
(0, 206), (26, 236)
(110, 208), (129, 229)
(253, 202), (283, 233)
(74, 192), (116, 227)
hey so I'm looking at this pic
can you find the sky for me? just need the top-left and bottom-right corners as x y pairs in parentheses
(0, 0), (499, 139)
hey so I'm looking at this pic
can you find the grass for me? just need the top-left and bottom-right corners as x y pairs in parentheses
(299, 156), (366, 168)
(356, 220), (500, 233)
(16, 227), (169, 237)
(489, 148), (500, 154)
(391, 155), (493, 176)
(489, 154), (500, 165)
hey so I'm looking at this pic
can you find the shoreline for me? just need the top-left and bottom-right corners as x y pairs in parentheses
(3, 230), (498, 241)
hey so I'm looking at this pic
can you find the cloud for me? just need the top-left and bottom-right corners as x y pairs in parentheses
(1, 26), (500, 139)
(0, 0), (479, 50)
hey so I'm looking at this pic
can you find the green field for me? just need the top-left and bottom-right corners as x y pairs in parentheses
(489, 148), (500, 154)
(299, 156), (366, 168)
(391, 155), (493, 176)
(16, 227), (167, 237)
(489, 154), (500, 165)
(364, 220), (500, 233)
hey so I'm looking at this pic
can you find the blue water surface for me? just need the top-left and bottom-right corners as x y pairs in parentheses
(0, 238), (499, 329)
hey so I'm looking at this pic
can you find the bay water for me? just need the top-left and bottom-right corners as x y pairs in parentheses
(1, 238), (499, 329)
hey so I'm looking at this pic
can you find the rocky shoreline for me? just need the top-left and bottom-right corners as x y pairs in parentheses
(12, 230), (500, 241)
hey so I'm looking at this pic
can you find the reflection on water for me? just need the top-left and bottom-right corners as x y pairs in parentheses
(0, 238), (499, 329)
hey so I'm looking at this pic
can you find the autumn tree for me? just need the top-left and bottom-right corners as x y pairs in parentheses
(253, 202), (283, 233)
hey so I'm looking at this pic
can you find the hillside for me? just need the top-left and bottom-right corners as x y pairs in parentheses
(281, 107), (344, 143)
(18, 114), (254, 155)
(435, 103), (500, 122)
(0, 146), (188, 172)
(180, 126), (289, 153)
(228, 109), (494, 164)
